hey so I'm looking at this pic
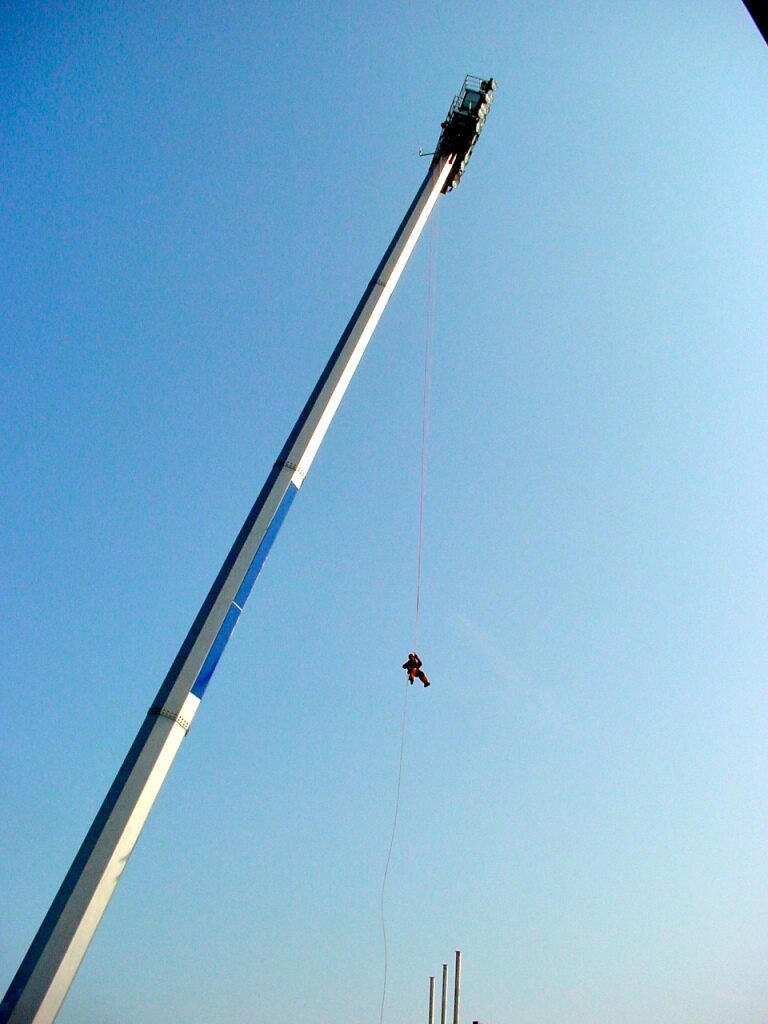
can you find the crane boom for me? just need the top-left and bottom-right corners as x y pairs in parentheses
(1, 75), (496, 1024)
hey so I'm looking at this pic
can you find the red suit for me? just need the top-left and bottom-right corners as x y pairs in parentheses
(402, 652), (430, 687)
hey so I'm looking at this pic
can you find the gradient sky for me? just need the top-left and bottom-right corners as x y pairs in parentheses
(3, 3), (768, 1023)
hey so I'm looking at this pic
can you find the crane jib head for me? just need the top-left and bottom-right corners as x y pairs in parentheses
(432, 75), (497, 192)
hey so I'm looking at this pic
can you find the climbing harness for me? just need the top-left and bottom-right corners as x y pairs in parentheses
(403, 652), (430, 687)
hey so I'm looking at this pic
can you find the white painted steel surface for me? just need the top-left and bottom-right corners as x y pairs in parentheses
(291, 155), (454, 484)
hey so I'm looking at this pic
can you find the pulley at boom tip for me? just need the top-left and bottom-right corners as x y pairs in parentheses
(432, 75), (497, 193)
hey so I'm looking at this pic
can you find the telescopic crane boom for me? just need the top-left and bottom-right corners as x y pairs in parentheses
(0, 74), (496, 1024)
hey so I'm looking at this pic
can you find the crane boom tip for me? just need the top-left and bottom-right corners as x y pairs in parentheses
(433, 75), (497, 192)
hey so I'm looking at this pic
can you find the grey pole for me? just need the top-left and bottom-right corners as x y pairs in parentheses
(428, 976), (435, 1024)
(441, 964), (448, 1024)
(453, 950), (461, 1024)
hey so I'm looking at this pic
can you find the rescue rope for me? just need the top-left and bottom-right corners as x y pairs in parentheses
(378, 675), (409, 1024)
(378, 212), (439, 1024)
(414, 209), (439, 648)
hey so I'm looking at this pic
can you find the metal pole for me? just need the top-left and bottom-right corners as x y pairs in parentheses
(441, 964), (448, 1024)
(428, 976), (435, 1024)
(0, 154), (455, 1024)
(453, 950), (461, 1024)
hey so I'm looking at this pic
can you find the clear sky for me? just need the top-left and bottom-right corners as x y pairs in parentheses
(2, 3), (768, 1023)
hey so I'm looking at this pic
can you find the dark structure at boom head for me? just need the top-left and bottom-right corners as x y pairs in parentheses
(433, 75), (497, 192)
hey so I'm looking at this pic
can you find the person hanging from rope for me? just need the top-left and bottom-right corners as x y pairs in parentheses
(402, 652), (430, 687)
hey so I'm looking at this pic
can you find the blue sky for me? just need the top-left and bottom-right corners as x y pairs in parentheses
(3, 3), (768, 1022)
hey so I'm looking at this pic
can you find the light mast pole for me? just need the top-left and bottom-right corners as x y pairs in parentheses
(1, 76), (495, 1024)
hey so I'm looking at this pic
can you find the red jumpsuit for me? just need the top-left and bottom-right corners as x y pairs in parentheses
(403, 652), (430, 687)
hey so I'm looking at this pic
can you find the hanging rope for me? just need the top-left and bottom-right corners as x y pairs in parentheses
(414, 208), (439, 649)
(378, 211), (439, 1024)
(378, 674), (409, 1024)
